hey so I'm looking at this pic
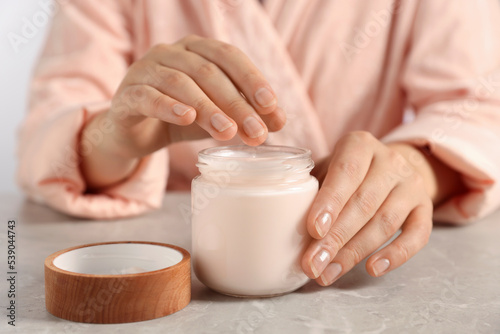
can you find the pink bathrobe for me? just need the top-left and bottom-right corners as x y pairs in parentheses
(18, 0), (500, 221)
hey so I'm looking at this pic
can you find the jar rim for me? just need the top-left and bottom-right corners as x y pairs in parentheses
(198, 145), (311, 163)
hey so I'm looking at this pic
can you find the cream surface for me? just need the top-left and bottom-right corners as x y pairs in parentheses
(192, 177), (318, 296)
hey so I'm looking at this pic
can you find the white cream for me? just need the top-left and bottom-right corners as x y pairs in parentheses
(192, 145), (318, 297)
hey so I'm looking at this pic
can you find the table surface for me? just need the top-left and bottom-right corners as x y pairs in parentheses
(0, 192), (499, 334)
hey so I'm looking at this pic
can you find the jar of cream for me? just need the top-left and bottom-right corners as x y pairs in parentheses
(191, 145), (318, 297)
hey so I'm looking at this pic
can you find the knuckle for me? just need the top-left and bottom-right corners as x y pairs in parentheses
(225, 98), (248, 113)
(382, 170), (401, 186)
(320, 187), (345, 213)
(127, 60), (144, 74)
(410, 171), (425, 188)
(325, 228), (348, 253)
(149, 94), (165, 116)
(343, 243), (365, 265)
(118, 85), (134, 100)
(394, 242), (411, 263)
(179, 34), (200, 44)
(347, 131), (374, 143)
(335, 131), (376, 155)
(392, 156), (416, 180)
(150, 43), (170, 54)
(216, 42), (240, 57)
(378, 211), (401, 237)
(353, 190), (377, 217)
(331, 160), (361, 180)
(241, 71), (261, 86)
(192, 98), (213, 113)
(163, 71), (185, 87)
(124, 84), (148, 103)
(195, 62), (220, 77)
(387, 149), (403, 165)
(139, 62), (165, 86)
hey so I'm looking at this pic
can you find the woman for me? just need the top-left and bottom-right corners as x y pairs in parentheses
(18, 0), (500, 286)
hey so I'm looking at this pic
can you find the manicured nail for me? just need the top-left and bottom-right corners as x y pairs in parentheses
(211, 113), (234, 132)
(173, 104), (192, 116)
(254, 87), (276, 108)
(315, 212), (332, 238)
(243, 116), (265, 138)
(373, 258), (390, 276)
(311, 249), (330, 278)
(320, 262), (342, 285)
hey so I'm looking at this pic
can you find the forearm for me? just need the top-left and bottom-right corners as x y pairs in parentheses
(80, 111), (140, 191)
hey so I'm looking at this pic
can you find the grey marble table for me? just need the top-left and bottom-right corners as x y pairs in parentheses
(0, 192), (499, 334)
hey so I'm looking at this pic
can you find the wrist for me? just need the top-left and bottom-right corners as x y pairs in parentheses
(87, 110), (140, 160)
(80, 111), (140, 190)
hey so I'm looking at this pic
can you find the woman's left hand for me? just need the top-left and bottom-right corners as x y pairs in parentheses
(301, 131), (436, 285)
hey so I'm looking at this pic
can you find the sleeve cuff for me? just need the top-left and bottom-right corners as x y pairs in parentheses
(17, 102), (168, 219)
(381, 111), (500, 224)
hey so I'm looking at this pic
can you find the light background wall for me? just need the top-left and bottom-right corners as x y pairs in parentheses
(0, 0), (51, 194)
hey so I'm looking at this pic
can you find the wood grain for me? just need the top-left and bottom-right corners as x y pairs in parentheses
(44, 241), (191, 324)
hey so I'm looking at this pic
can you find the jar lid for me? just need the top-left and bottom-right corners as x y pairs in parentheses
(44, 241), (191, 324)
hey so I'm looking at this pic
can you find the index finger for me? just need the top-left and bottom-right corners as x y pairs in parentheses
(182, 35), (279, 115)
(307, 133), (375, 240)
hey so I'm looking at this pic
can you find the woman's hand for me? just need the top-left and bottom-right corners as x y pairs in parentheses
(81, 35), (285, 189)
(301, 131), (463, 286)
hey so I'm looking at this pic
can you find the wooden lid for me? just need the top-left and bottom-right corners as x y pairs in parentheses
(44, 241), (191, 324)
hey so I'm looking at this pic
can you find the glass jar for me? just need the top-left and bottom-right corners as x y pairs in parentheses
(191, 145), (318, 297)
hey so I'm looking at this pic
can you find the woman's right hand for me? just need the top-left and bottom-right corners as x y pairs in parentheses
(81, 35), (285, 189)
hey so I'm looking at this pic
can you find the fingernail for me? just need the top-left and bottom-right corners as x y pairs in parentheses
(211, 113), (234, 132)
(243, 116), (265, 138)
(315, 212), (332, 238)
(173, 104), (192, 116)
(373, 258), (390, 276)
(320, 262), (342, 285)
(311, 249), (330, 278)
(255, 87), (276, 108)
